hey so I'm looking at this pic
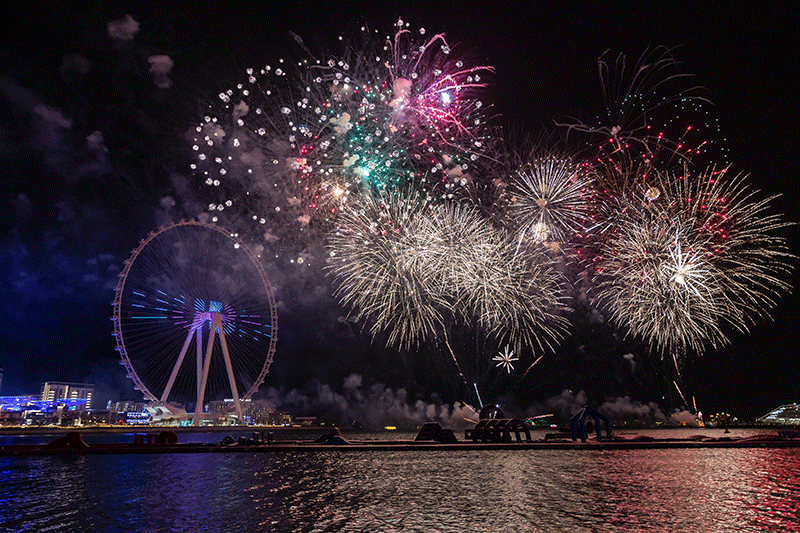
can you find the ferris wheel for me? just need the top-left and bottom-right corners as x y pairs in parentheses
(112, 220), (278, 425)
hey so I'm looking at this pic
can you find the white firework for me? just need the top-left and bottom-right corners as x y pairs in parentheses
(509, 157), (594, 243)
(492, 345), (519, 373)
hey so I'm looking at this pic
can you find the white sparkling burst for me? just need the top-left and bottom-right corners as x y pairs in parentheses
(509, 157), (594, 243)
(492, 345), (519, 373)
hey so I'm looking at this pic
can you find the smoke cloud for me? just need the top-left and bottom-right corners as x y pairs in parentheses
(107, 15), (140, 41)
(148, 55), (174, 89)
(261, 374), (480, 431)
(256, 379), (702, 431)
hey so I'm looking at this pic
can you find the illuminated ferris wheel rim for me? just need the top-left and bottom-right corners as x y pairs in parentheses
(111, 219), (278, 404)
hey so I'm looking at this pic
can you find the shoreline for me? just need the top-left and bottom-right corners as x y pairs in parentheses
(1, 424), (792, 433)
(3, 439), (800, 455)
(0, 425), (328, 435)
(2, 429), (799, 455)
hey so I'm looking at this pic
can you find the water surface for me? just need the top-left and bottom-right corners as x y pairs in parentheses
(2, 432), (798, 532)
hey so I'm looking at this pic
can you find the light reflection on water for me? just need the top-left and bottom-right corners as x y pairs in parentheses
(1, 445), (799, 532)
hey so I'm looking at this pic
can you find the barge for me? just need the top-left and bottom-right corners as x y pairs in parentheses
(2, 426), (800, 456)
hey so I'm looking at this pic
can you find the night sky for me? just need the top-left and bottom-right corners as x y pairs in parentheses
(1, 3), (797, 424)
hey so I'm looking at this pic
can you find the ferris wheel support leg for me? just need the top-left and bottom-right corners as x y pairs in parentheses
(216, 315), (244, 425)
(196, 330), (203, 401)
(195, 320), (217, 427)
(161, 328), (195, 404)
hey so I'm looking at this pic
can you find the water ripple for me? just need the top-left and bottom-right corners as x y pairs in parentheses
(1, 446), (799, 532)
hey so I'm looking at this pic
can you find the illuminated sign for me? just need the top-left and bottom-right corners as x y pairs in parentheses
(126, 411), (152, 424)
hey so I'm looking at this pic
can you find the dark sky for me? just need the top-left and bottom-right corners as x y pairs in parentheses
(1, 2), (797, 423)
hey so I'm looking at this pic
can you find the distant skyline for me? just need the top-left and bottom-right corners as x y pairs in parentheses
(1, 3), (797, 423)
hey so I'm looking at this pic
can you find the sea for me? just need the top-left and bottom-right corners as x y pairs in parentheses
(1, 428), (798, 532)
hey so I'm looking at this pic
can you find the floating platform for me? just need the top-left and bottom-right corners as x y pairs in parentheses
(2, 430), (800, 456)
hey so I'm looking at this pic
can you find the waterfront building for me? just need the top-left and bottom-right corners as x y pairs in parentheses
(0, 396), (36, 425)
(0, 396), (38, 411)
(107, 400), (147, 414)
(208, 398), (292, 425)
(41, 382), (94, 410)
(757, 403), (800, 425)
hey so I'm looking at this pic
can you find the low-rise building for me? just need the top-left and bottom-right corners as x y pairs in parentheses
(757, 403), (800, 425)
(41, 382), (94, 410)
(208, 398), (292, 425)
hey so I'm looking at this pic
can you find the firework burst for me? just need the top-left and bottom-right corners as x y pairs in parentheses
(594, 167), (793, 357)
(507, 157), (595, 244)
(191, 18), (497, 257)
(557, 46), (724, 176)
(493, 345), (519, 373)
(186, 22), (795, 412)
(327, 193), (572, 370)
(325, 191), (442, 349)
